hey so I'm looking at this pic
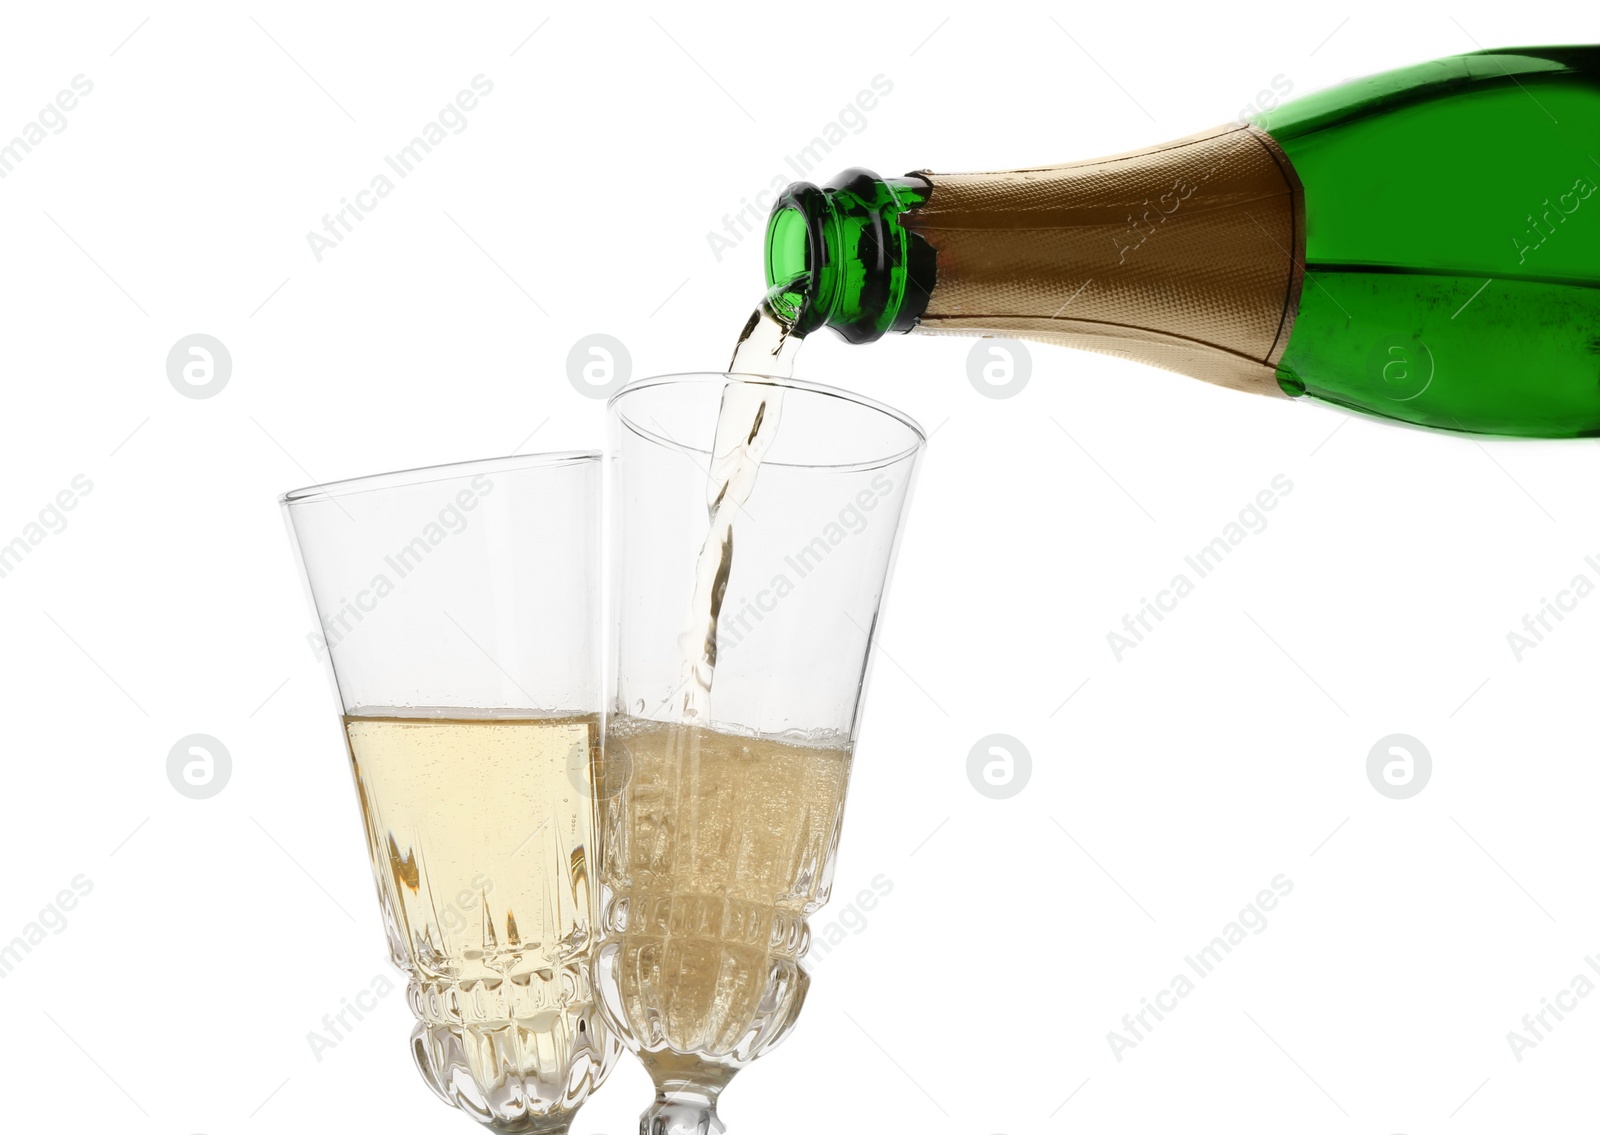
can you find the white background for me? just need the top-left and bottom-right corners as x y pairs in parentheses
(1, 3), (1597, 1132)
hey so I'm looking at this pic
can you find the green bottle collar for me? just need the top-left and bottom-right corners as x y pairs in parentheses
(763, 168), (936, 343)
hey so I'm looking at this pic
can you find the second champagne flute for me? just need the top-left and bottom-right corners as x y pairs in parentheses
(598, 375), (925, 1134)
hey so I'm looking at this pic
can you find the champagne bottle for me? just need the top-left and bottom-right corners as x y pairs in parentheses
(762, 47), (1600, 437)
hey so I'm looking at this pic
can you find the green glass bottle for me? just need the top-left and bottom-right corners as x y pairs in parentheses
(762, 46), (1600, 437)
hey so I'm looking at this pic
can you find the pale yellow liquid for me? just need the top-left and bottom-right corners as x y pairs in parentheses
(672, 301), (800, 723)
(598, 717), (852, 1079)
(344, 712), (616, 1128)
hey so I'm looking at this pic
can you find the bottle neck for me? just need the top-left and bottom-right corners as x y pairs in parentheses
(763, 169), (936, 343)
(763, 125), (1306, 397)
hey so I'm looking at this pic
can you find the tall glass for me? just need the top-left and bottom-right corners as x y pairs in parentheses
(282, 454), (621, 1134)
(600, 376), (925, 1134)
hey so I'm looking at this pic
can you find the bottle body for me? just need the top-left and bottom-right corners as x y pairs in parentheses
(763, 47), (1600, 437)
(1261, 48), (1600, 435)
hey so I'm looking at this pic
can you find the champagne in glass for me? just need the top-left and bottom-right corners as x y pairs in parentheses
(599, 719), (851, 1074)
(344, 712), (605, 1124)
(284, 454), (620, 1134)
(603, 376), (924, 1134)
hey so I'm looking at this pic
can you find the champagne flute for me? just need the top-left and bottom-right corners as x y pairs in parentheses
(599, 376), (925, 1134)
(283, 453), (621, 1133)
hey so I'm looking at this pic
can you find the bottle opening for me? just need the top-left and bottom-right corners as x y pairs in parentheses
(761, 169), (935, 343)
(765, 204), (810, 293)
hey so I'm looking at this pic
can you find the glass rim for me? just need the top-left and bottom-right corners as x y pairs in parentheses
(280, 450), (600, 506)
(607, 372), (927, 470)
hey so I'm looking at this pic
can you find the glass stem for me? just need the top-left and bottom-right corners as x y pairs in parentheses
(640, 1085), (725, 1135)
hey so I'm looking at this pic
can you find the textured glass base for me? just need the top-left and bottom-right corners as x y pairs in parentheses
(408, 981), (619, 1133)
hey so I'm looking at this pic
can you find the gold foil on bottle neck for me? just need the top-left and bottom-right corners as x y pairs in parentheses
(905, 123), (1305, 396)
